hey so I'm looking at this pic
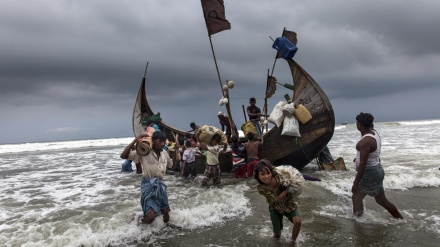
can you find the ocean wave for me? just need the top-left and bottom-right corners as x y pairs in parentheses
(397, 119), (440, 126)
(335, 125), (346, 130)
(384, 119), (440, 126)
(0, 137), (134, 154)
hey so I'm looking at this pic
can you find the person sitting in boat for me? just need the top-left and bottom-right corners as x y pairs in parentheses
(217, 111), (238, 142)
(247, 97), (263, 139)
(244, 132), (263, 177)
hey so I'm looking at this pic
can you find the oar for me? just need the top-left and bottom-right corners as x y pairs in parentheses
(242, 105), (248, 122)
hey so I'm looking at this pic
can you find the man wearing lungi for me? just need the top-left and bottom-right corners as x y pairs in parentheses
(120, 131), (178, 224)
(352, 112), (403, 219)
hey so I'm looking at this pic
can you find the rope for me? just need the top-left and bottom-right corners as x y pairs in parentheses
(295, 137), (311, 163)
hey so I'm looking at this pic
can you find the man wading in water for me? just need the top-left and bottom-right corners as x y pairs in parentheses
(352, 112), (403, 219)
(120, 131), (179, 224)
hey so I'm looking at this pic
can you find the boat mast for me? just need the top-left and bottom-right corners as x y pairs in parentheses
(200, 0), (236, 138)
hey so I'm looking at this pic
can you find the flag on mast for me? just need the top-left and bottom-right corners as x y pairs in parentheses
(201, 0), (231, 36)
(266, 76), (277, 99)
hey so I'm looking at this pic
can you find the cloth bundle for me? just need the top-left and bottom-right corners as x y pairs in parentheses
(241, 121), (258, 140)
(274, 165), (305, 198)
(267, 101), (287, 127)
(196, 125), (228, 145)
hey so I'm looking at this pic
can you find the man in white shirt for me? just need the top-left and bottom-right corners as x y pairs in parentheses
(120, 131), (178, 224)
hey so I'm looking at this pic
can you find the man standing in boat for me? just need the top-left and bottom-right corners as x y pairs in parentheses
(189, 122), (200, 134)
(217, 111), (238, 142)
(352, 112), (403, 219)
(120, 131), (179, 224)
(247, 97), (263, 139)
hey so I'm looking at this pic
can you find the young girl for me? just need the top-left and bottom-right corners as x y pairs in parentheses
(254, 159), (301, 243)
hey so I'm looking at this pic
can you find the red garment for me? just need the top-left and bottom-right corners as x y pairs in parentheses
(233, 164), (247, 178)
(246, 159), (259, 178)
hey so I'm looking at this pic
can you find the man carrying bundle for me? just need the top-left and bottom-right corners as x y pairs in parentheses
(120, 131), (179, 224)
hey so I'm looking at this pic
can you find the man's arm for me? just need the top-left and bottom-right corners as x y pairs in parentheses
(120, 138), (137, 159)
(170, 144), (180, 171)
(246, 106), (256, 118)
(199, 142), (208, 150)
(120, 133), (149, 159)
(352, 138), (371, 192)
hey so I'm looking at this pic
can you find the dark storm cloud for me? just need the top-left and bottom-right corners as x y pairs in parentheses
(1, 0), (439, 144)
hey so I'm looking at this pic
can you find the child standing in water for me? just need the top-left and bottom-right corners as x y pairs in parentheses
(199, 134), (224, 186)
(254, 159), (301, 243)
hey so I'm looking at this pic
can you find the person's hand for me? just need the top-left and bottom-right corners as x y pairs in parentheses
(276, 194), (284, 202)
(276, 189), (288, 202)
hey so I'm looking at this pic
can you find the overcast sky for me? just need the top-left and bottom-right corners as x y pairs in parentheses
(1, 0), (439, 144)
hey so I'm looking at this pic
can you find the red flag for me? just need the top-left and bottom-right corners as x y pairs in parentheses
(266, 76), (277, 99)
(201, 0), (231, 36)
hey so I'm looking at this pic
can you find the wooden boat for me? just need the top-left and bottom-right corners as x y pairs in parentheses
(258, 29), (335, 169)
(132, 29), (334, 171)
(132, 64), (233, 173)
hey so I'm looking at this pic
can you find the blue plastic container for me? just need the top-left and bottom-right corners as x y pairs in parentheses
(272, 37), (298, 60)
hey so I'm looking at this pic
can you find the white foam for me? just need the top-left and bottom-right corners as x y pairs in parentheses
(0, 137), (133, 154)
(396, 119), (440, 126)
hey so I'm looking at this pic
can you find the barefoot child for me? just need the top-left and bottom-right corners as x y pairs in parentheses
(181, 140), (197, 179)
(254, 159), (301, 242)
(199, 134), (225, 186)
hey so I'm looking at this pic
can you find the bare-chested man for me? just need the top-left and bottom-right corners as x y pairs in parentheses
(244, 132), (263, 177)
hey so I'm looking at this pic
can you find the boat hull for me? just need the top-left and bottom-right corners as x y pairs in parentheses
(258, 58), (335, 169)
(133, 30), (335, 171)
